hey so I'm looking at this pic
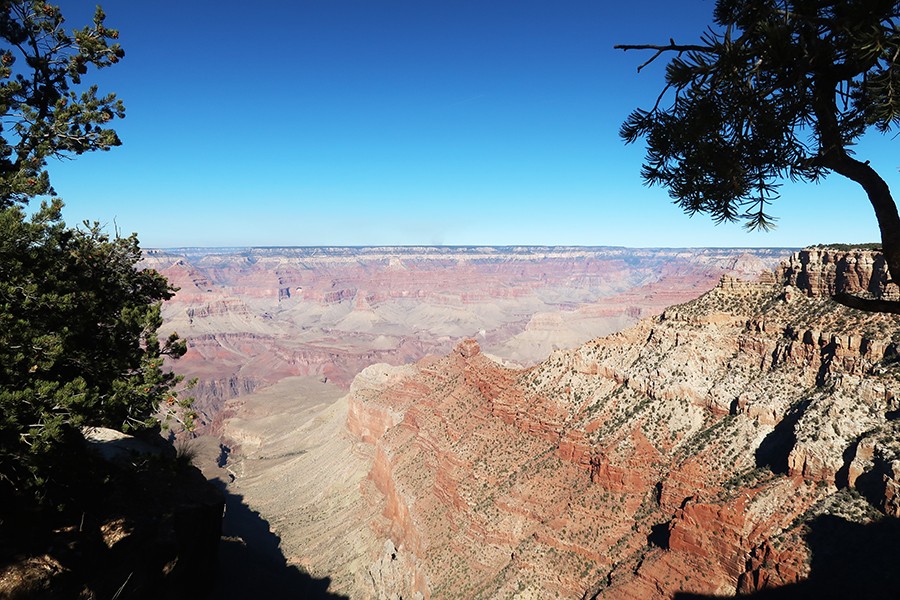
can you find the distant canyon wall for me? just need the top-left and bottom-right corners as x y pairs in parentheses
(143, 246), (791, 433)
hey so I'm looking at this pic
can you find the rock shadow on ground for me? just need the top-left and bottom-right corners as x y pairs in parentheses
(212, 485), (347, 600)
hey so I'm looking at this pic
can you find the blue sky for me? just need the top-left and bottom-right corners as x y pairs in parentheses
(44, 0), (895, 248)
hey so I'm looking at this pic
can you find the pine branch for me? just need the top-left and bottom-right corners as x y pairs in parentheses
(615, 41), (714, 73)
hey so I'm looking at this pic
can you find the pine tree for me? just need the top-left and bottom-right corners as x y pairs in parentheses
(0, 2), (187, 505)
(619, 0), (900, 312)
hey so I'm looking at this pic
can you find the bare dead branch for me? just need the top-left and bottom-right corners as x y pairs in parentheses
(614, 42), (714, 73)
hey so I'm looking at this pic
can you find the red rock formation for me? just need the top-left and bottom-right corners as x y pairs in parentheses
(779, 247), (898, 299)
(330, 249), (900, 599)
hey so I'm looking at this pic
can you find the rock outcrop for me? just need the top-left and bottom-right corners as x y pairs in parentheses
(780, 247), (899, 299)
(324, 249), (900, 598)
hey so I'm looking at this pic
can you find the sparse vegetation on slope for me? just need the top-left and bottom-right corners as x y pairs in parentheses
(324, 250), (900, 598)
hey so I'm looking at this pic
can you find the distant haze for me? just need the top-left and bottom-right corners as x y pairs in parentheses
(143, 245), (793, 432)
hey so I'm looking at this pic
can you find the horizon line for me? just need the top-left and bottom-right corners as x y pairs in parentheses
(144, 244), (813, 251)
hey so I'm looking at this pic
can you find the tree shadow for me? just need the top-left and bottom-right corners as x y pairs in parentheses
(673, 514), (900, 599)
(212, 484), (348, 600)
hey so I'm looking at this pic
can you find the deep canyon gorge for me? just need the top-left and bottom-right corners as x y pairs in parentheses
(147, 246), (900, 599)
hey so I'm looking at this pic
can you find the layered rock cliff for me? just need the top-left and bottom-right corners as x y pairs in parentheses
(216, 248), (900, 598)
(332, 249), (900, 598)
(779, 247), (898, 300)
(145, 246), (789, 436)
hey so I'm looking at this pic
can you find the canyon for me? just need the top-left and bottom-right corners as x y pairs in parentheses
(142, 246), (788, 435)
(144, 246), (900, 598)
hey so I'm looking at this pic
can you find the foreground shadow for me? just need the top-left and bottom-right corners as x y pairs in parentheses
(674, 514), (900, 599)
(212, 485), (348, 599)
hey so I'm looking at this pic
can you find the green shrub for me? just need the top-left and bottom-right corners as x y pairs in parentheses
(0, 201), (186, 505)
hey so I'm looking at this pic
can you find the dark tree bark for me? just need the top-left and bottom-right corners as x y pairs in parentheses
(822, 154), (900, 288)
(833, 292), (900, 314)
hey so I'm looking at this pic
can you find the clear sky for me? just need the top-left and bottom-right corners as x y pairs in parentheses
(44, 0), (896, 248)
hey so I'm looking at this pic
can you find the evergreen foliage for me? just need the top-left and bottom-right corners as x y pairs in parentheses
(0, 200), (188, 502)
(0, 1), (124, 207)
(618, 0), (900, 310)
(0, 2), (186, 506)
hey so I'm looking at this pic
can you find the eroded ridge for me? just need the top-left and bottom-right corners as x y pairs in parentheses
(339, 250), (900, 598)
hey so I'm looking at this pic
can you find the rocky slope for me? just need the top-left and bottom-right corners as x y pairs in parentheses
(226, 248), (900, 598)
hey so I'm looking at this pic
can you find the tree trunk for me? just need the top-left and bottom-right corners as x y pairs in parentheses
(824, 153), (900, 286)
(832, 291), (900, 315)
(809, 64), (900, 294)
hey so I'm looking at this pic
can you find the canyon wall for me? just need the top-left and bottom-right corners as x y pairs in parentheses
(779, 247), (897, 299)
(225, 248), (900, 598)
(143, 246), (789, 435)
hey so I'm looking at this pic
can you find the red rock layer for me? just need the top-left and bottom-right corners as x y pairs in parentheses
(343, 250), (900, 598)
(780, 248), (899, 299)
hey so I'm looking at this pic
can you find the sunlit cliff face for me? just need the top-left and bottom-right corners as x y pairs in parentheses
(217, 248), (900, 599)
